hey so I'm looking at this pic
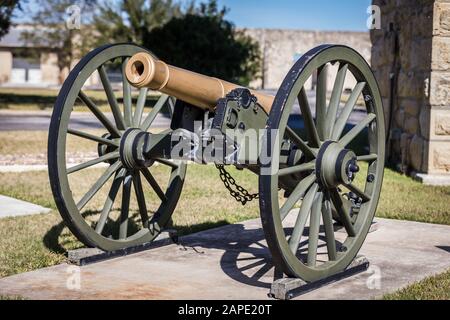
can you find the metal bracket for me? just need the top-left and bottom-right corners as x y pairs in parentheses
(67, 229), (178, 266)
(269, 255), (370, 300)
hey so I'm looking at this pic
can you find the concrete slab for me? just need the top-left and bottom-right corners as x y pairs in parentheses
(0, 195), (51, 218)
(413, 172), (450, 186)
(0, 217), (448, 299)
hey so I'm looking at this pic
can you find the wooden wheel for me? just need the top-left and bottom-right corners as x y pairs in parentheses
(48, 44), (186, 251)
(259, 45), (385, 281)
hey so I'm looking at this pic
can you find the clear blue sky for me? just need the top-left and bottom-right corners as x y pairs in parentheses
(17, 0), (373, 32)
(216, 0), (372, 31)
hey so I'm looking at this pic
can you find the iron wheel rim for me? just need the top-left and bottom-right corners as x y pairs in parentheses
(259, 45), (385, 281)
(48, 43), (186, 251)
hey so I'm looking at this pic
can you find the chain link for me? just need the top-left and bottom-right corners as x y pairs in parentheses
(215, 164), (259, 205)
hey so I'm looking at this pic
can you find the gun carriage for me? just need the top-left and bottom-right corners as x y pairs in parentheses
(48, 43), (384, 282)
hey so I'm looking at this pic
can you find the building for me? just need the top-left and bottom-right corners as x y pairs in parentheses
(0, 25), (60, 86)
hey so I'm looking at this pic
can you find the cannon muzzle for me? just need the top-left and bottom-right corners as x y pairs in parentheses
(125, 52), (274, 113)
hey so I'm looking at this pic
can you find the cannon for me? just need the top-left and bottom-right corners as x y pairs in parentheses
(48, 43), (384, 282)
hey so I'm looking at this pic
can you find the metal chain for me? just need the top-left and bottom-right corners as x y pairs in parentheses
(215, 164), (259, 205)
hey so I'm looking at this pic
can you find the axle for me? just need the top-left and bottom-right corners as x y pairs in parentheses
(125, 52), (275, 113)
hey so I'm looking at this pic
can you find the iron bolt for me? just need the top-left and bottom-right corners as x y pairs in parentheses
(367, 173), (375, 182)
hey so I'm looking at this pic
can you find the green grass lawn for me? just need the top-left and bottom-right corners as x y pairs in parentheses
(383, 269), (450, 300)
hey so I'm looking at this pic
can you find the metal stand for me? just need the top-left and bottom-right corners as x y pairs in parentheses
(67, 229), (178, 266)
(269, 255), (370, 300)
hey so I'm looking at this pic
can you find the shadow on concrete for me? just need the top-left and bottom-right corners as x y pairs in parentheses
(179, 223), (343, 290)
(436, 245), (450, 253)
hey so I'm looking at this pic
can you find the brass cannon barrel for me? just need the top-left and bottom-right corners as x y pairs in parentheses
(125, 52), (274, 113)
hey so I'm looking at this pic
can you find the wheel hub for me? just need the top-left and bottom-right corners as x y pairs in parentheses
(119, 128), (150, 169)
(316, 141), (358, 188)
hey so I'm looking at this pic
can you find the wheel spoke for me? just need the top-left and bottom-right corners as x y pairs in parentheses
(307, 191), (323, 267)
(141, 167), (168, 202)
(322, 191), (337, 261)
(76, 161), (122, 211)
(95, 168), (126, 234)
(122, 57), (132, 127)
(119, 174), (132, 239)
(140, 94), (169, 131)
(280, 174), (316, 221)
(133, 88), (148, 127)
(98, 65), (126, 130)
(285, 126), (317, 159)
(278, 160), (315, 177)
(289, 183), (318, 253)
(315, 64), (328, 140)
(298, 87), (320, 148)
(155, 158), (179, 169)
(339, 113), (376, 147)
(325, 63), (348, 139)
(67, 151), (119, 174)
(329, 188), (356, 237)
(344, 182), (371, 203)
(78, 91), (121, 137)
(357, 153), (378, 162)
(68, 128), (119, 147)
(331, 82), (366, 140)
(132, 171), (149, 226)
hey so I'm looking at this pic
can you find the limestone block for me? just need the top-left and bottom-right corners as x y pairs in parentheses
(434, 2), (450, 36)
(435, 114), (450, 135)
(432, 36), (450, 71)
(429, 71), (450, 106)
(429, 108), (450, 139)
(429, 141), (450, 172)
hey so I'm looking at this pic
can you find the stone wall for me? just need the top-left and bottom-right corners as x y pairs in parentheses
(430, 0), (450, 174)
(371, 0), (450, 179)
(244, 29), (371, 90)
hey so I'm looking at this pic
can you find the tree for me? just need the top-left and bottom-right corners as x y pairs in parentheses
(0, 0), (21, 40)
(144, 0), (261, 86)
(20, 0), (97, 81)
(92, 0), (190, 45)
